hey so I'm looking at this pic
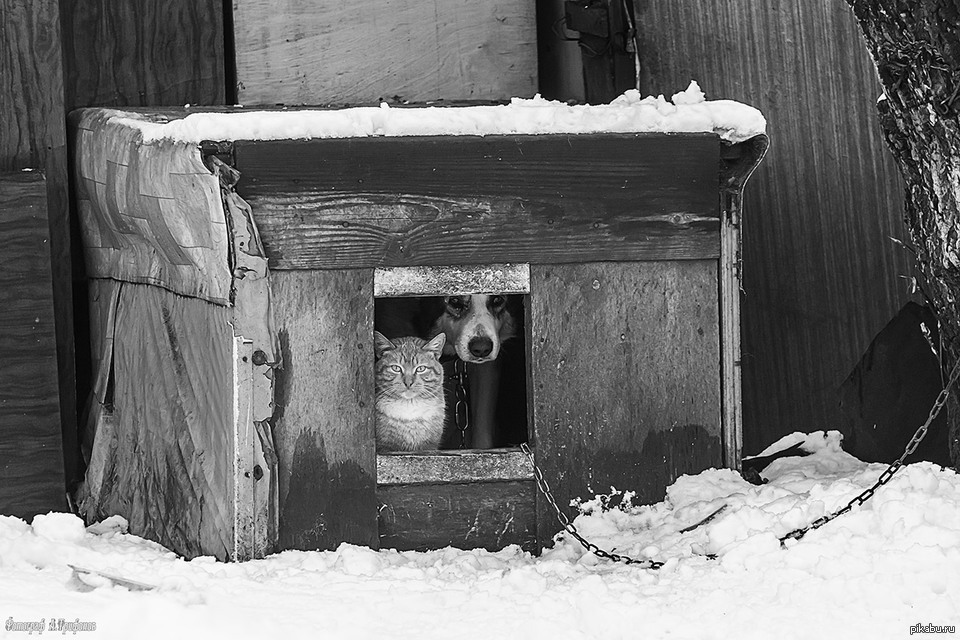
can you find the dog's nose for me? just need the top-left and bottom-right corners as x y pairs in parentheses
(468, 336), (493, 358)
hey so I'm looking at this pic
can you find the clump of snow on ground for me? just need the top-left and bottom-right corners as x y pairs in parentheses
(110, 81), (766, 145)
(2, 430), (958, 639)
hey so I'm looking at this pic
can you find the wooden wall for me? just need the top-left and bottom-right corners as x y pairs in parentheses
(0, 172), (66, 517)
(233, 0), (537, 105)
(59, 0), (226, 110)
(0, 0), (70, 511)
(634, 0), (914, 455)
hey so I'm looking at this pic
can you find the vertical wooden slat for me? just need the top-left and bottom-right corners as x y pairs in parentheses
(271, 269), (378, 551)
(720, 192), (744, 469)
(635, 0), (913, 455)
(0, 172), (65, 516)
(232, 337), (255, 561)
(530, 261), (723, 546)
(0, 0), (74, 493)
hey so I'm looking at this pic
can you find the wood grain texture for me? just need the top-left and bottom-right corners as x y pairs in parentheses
(234, 134), (721, 269)
(530, 261), (722, 546)
(60, 0), (225, 110)
(0, 0), (66, 171)
(0, 0), (76, 490)
(377, 449), (533, 485)
(374, 264), (530, 297)
(0, 172), (65, 517)
(233, 0), (537, 105)
(634, 0), (914, 456)
(378, 481), (537, 552)
(271, 269), (378, 551)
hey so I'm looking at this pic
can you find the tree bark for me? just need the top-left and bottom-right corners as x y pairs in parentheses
(846, 0), (960, 464)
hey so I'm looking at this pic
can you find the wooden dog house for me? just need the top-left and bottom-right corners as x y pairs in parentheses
(70, 100), (767, 560)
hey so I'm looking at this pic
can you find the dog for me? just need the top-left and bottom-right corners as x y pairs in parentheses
(374, 294), (521, 449)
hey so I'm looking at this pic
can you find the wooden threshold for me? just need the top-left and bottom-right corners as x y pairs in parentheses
(376, 448), (533, 485)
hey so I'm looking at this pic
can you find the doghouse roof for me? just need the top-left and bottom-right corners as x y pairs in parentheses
(108, 82), (766, 145)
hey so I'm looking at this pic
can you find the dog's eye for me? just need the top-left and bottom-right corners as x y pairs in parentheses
(490, 295), (505, 307)
(448, 296), (465, 311)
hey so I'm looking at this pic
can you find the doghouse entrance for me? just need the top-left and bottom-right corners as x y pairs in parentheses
(373, 264), (537, 552)
(372, 263), (531, 451)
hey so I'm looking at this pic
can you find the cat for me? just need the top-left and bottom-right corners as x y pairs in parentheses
(374, 331), (447, 452)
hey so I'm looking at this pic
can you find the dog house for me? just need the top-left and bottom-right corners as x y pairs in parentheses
(70, 95), (767, 560)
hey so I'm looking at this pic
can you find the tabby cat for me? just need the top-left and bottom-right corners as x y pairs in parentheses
(374, 331), (446, 452)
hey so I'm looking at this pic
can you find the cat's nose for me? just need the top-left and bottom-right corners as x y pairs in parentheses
(468, 336), (493, 358)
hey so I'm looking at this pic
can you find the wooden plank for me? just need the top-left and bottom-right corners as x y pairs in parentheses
(233, 0), (537, 105)
(530, 261), (722, 546)
(718, 137), (767, 469)
(374, 264), (530, 298)
(271, 269), (378, 551)
(378, 481), (537, 552)
(720, 189), (744, 470)
(634, 0), (913, 456)
(377, 450), (533, 485)
(0, 0), (65, 170)
(0, 172), (65, 517)
(0, 0), (76, 492)
(59, 0), (225, 110)
(235, 134), (721, 269)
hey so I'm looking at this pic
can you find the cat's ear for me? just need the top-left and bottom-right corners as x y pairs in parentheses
(424, 332), (446, 358)
(374, 331), (395, 359)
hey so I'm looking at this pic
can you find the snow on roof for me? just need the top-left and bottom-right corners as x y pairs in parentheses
(114, 82), (766, 145)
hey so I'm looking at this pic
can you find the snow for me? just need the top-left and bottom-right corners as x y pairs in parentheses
(110, 82), (766, 145)
(3, 431), (959, 639)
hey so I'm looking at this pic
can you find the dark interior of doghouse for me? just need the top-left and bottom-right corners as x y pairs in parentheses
(373, 294), (529, 451)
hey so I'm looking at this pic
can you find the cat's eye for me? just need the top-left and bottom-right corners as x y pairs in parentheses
(390, 365), (402, 373)
(415, 365), (427, 373)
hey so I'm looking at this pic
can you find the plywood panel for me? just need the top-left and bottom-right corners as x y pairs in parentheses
(235, 134), (721, 268)
(530, 261), (722, 545)
(271, 269), (378, 551)
(0, 172), (65, 517)
(60, 0), (225, 110)
(634, 0), (913, 455)
(378, 481), (537, 552)
(0, 0), (76, 490)
(233, 0), (537, 105)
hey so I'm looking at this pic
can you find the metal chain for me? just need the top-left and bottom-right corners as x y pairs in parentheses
(520, 443), (665, 569)
(780, 356), (960, 544)
(453, 359), (470, 449)
(519, 355), (960, 562)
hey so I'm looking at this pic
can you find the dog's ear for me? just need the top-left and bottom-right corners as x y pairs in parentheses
(424, 332), (445, 359)
(374, 331), (395, 359)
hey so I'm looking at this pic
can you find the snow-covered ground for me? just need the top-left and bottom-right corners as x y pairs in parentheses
(2, 431), (958, 639)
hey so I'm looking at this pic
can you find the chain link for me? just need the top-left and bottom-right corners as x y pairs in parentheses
(780, 356), (960, 544)
(520, 443), (665, 569)
(453, 359), (469, 449)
